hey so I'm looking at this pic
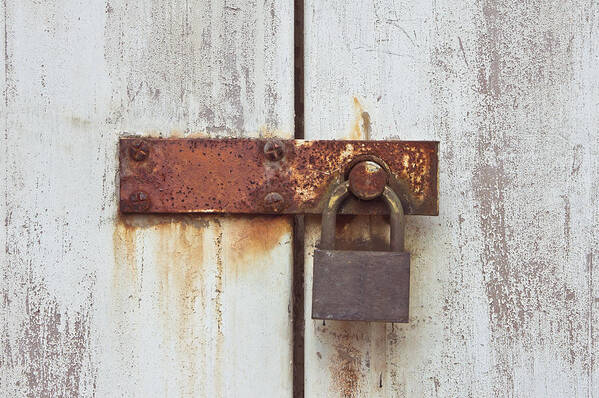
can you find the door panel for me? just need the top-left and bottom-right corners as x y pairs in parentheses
(304, 0), (599, 396)
(2, 1), (294, 397)
(3, 0), (599, 397)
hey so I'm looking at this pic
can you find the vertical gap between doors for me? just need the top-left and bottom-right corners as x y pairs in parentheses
(292, 0), (305, 396)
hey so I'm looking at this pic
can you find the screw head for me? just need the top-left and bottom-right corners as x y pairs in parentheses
(129, 139), (150, 161)
(129, 191), (150, 212)
(263, 139), (285, 161)
(348, 161), (387, 200)
(263, 192), (285, 212)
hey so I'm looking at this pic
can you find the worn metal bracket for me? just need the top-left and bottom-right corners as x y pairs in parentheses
(119, 137), (438, 215)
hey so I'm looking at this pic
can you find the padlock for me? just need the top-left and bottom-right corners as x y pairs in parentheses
(311, 180), (410, 322)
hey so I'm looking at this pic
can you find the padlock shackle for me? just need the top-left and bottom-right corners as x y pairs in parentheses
(320, 181), (351, 250)
(382, 186), (405, 252)
(320, 181), (405, 251)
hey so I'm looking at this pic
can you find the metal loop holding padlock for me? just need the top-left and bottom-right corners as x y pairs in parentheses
(320, 180), (405, 252)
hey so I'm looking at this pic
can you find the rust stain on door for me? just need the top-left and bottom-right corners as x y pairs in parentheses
(155, 219), (206, 397)
(317, 322), (370, 398)
(113, 220), (139, 282)
(350, 97), (371, 140)
(111, 214), (291, 395)
(112, 215), (211, 396)
(224, 215), (292, 272)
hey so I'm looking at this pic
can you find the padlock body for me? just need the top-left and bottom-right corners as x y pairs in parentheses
(312, 249), (410, 322)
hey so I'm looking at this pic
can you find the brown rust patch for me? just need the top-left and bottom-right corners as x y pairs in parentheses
(154, 218), (206, 396)
(348, 160), (388, 200)
(330, 341), (361, 397)
(349, 97), (371, 140)
(117, 213), (211, 228)
(112, 214), (211, 396)
(222, 215), (292, 272)
(317, 322), (371, 398)
(112, 219), (139, 282)
(112, 214), (210, 285)
(110, 216), (145, 390)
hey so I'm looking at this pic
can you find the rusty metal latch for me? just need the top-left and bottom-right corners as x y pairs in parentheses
(119, 138), (439, 215)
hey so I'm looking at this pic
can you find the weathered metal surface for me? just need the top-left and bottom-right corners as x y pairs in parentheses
(119, 138), (439, 215)
(348, 161), (388, 201)
(312, 250), (410, 322)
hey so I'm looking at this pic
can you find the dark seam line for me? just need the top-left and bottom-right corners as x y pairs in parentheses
(292, 0), (305, 396)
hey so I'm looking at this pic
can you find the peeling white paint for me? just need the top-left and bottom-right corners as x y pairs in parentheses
(3, 0), (599, 397)
(2, 0), (294, 397)
(304, 0), (599, 397)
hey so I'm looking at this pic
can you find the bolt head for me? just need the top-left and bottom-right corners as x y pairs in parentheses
(129, 139), (150, 161)
(348, 161), (387, 200)
(263, 192), (285, 212)
(263, 139), (285, 161)
(128, 190), (150, 212)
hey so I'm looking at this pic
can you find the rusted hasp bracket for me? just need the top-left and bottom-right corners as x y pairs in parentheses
(119, 138), (438, 215)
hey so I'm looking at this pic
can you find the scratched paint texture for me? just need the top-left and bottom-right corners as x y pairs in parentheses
(305, 0), (599, 397)
(2, 1), (293, 397)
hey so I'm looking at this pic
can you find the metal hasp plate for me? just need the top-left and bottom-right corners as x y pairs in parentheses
(119, 138), (439, 215)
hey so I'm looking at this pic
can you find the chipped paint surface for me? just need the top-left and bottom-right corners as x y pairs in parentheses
(2, 0), (293, 396)
(3, 0), (599, 396)
(305, 0), (599, 397)
(109, 216), (292, 396)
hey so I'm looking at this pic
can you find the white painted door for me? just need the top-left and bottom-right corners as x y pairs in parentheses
(303, 1), (598, 397)
(2, 1), (293, 397)
(3, 0), (599, 397)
